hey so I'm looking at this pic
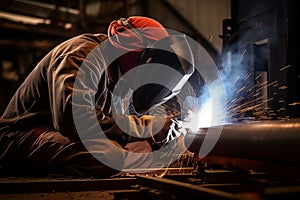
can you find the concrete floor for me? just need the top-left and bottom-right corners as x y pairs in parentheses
(0, 176), (137, 200)
(0, 191), (114, 200)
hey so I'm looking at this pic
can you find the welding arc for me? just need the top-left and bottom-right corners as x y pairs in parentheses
(185, 118), (300, 164)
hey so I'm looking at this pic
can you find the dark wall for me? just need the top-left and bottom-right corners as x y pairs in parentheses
(229, 0), (300, 118)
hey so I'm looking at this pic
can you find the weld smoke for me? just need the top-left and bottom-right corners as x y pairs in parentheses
(184, 49), (250, 129)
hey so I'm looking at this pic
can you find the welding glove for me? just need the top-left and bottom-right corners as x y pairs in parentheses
(149, 118), (187, 150)
(104, 113), (187, 151)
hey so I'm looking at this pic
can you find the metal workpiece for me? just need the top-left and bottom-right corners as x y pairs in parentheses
(135, 175), (252, 200)
(184, 118), (300, 164)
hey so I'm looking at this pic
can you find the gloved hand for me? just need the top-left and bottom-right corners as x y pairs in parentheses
(150, 118), (187, 150)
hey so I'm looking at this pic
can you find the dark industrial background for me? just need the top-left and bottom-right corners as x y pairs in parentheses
(0, 0), (229, 114)
(1, 0), (299, 119)
(1, 1), (300, 199)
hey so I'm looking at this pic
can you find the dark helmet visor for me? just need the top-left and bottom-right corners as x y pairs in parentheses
(131, 35), (194, 115)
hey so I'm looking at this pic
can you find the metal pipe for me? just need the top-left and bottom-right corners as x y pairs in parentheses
(185, 118), (300, 164)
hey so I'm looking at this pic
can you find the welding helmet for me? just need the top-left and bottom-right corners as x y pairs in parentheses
(108, 17), (194, 115)
(130, 34), (195, 115)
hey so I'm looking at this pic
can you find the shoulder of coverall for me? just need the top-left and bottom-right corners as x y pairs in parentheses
(46, 33), (119, 92)
(50, 33), (108, 61)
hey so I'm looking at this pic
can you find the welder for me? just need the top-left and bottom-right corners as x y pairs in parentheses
(0, 16), (194, 177)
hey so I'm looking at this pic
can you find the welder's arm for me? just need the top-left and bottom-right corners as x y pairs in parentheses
(99, 113), (186, 149)
(48, 54), (130, 143)
(48, 54), (91, 141)
(48, 54), (184, 147)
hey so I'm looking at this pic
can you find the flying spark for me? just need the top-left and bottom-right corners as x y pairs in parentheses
(289, 102), (300, 106)
(280, 64), (291, 71)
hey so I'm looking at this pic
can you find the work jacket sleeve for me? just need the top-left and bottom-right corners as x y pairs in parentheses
(47, 53), (87, 141)
(48, 52), (183, 148)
